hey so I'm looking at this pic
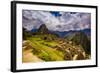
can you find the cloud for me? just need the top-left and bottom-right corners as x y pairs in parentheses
(22, 10), (91, 31)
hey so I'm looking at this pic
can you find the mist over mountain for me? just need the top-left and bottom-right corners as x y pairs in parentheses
(31, 25), (90, 38)
(52, 29), (90, 38)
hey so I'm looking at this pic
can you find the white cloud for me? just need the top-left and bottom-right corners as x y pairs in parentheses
(22, 10), (91, 31)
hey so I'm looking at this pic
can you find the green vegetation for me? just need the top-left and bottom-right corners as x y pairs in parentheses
(26, 36), (64, 61)
(22, 24), (91, 63)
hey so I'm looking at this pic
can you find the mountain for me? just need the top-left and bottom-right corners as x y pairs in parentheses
(52, 31), (68, 37)
(81, 29), (91, 36)
(23, 24), (91, 62)
(37, 24), (49, 34)
(31, 24), (59, 41)
(30, 25), (91, 53)
(31, 24), (90, 38)
(31, 24), (59, 37)
(65, 31), (91, 54)
(51, 29), (90, 38)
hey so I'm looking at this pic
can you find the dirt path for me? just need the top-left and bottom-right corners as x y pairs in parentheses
(22, 49), (44, 63)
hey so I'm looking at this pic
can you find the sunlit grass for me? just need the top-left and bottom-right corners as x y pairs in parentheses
(27, 37), (64, 61)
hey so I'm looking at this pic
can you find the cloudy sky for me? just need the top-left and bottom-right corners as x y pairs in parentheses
(22, 10), (91, 31)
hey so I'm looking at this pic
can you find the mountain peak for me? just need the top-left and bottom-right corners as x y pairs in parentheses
(70, 31), (91, 54)
(37, 24), (49, 34)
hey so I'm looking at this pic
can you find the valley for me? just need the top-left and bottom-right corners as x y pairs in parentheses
(22, 24), (91, 63)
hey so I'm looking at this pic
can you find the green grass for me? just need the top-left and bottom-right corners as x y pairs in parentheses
(27, 36), (64, 61)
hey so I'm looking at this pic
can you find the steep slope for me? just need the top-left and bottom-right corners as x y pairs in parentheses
(65, 31), (91, 54)
(34, 24), (59, 41)
(73, 32), (90, 54)
(37, 24), (49, 34)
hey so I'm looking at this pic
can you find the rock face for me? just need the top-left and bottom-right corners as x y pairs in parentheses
(37, 24), (49, 34)
(70, 32), (91, 54)
(36, 24), (59, 41)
